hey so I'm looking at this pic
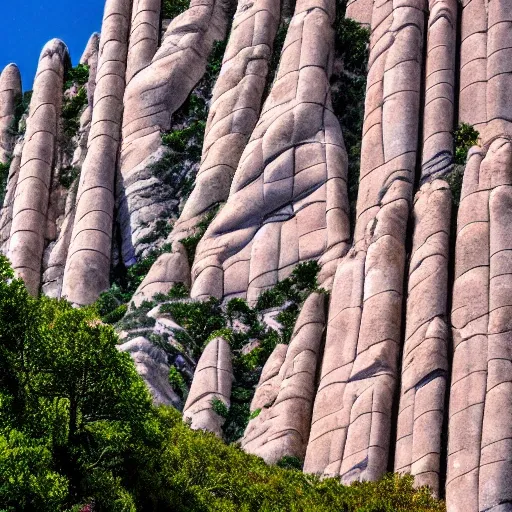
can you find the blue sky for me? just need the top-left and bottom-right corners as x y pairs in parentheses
(0, 0), (106, 90)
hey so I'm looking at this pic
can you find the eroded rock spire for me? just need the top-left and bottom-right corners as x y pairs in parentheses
(62, 0), (132, 305)
(118, 0), (232, 265)
(8, 39), (69, 295)
(0, 64), (22, 164)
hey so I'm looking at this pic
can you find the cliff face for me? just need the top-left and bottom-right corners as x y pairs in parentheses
(2, 0), (512, 509)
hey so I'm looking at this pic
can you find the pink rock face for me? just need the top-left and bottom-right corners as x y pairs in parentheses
(448, 138), (512, 512)
(42, 33), (100, 299)
(118, 0), (231, 264)
(0, 64), (22, 164)
(0, 142), (22, 253)
(242, 293), (326, 463)
(131, 0), (281, 304)
(62, 0), (132, 305)
(183, 337), (233, 437)
(126, 0), (161, 84)
(304, 0), (426, 483)
(459, 0), (487, 134)
(395, 181), (451, 495)
(131, 242), (191, 307)
(118, 336), (181, 407)
(459, 0), (512, 144)
(8, 39), (69, 295)
(172, 0), (281, 241)
(346, 0), (374, 25)
(394, 0), (456, 496)
(190, 0), (350, 303)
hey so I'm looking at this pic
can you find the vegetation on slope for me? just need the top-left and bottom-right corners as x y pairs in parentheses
(0, 255), (445, 511)
(8, 91), (32, 137)
(154, 261), (322, 442)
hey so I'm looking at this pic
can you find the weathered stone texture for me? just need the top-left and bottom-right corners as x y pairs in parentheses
(395, 181), (451, 494)
(183, 337), (233, 437)
(0, 64), (22, 164)
(131, 242), (191, 307)
(346, 0), (374, 25)
(126, 0), (161, 84)
(421, 0), (457, 182)
(242, 293), (326, 463)
(62, 0), (132, 305)
(485, 0), (512, 143)
(42, 34), (100, 298)
(448, 139), (512, 512)
(118, 336), (181, 407)
(0, 141), (23, 253)
(118, 0), (231, 265)
(304, 0), (425, 483)
(394, 0), (456, 496)
(8, 39), (69, 295)
(459, 0), (487, 134)
(191, 0), (350, 303)
(131, 0), (281, 304)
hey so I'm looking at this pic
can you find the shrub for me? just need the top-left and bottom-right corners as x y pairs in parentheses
(0, 159), (11, 206)
(159, 297), (227, 358)
(161, 0), (188, 20)
(62, 86), (88, 137)
(138, 218), (173, 245)
(169, 365), (188, 401)
(59, 165), (80, 188)
(63, 63), (89, 91)
(277, 455), (303, 471)
(211, 398), (229, 419)
(454, 122), (479, 165)
(445, 164), (464, 205)
(8, 90), (32, 136)
(131, 408), (445, 512)
(180, 207), (219, 264)
(95, 244), (174, 322)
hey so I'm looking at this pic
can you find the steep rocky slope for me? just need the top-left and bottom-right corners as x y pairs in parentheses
(1, 0), (512, 509)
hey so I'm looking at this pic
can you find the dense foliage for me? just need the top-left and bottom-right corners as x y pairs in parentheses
(0, 159), (11, 206)
(453, 122), (479, 165)
(61, 65), (90, 138)
(63, 64), (90, 91)
(0, 255), (445, 511)
(161, 0), (188, 20)
(95, 244), (174, 321)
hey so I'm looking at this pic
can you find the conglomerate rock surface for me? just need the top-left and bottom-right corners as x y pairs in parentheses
(183, 337), (233, 437)
(3, 0), (512, 509)
(8, 39), (69, 295)
(190, 0), (350, 303)
(132, 0), (282, 305)
(0, 64), (22, 165)
(118, 0), (232, 266)
(62, 0), (132, 305)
